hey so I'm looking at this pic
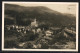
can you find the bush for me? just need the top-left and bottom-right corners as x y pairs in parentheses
(4, 40), (18, 48)
(19, 32), (39, 42)
(23, 42), (33, 49)
(49, 32), (67, 45)
(4, 29), (20, 37)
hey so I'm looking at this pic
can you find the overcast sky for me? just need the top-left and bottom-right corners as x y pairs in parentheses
(4, 2), (78, 16)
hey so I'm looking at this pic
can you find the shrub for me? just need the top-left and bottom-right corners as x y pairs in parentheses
(19, 32), (39, 42)
(4, 40), (18, 48)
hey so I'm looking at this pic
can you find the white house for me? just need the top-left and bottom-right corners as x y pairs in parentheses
(32, 29), (36, 34)
(36, 28), (41, 33)
(15, 25), (18, 29)
(45, 30), (53, 36)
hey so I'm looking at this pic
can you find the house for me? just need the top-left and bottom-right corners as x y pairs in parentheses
(17, 28), (21, 32)
(15, 25), (18, 29)
(44, 36), (52, 40)
(26, 26), (31, 31)
(24, 30), (26, 34)
(12, 25), (15, 29)
(7, 27), (10, 30)
(6, 25), (15, 30)
(18, 26), (25, 29)
(32, 29), (36, 34)
(36, 28), (41, 33)
(45, 30), (53, 36)
(49, 27), (62, 35)
(33, 44), (41, 48)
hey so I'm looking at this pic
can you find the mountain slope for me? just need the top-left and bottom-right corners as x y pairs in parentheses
(4, 4), (76, 27)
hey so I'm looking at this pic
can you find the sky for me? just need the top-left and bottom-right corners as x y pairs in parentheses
(4, 2), (78, 16)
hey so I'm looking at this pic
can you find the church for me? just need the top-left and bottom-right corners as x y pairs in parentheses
(31, 18), (38, 27)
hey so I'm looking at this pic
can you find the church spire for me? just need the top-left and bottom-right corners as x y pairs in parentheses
(34, 18), (36, 22)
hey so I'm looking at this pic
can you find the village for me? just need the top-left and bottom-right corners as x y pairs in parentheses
(4, 18), (76, 49)
(5, 18), (62, 36)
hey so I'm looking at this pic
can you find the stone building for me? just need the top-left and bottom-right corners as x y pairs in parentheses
(31, 18), (38, 27)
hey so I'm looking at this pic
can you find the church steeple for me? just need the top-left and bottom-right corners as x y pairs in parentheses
(34, 18), (37, 23)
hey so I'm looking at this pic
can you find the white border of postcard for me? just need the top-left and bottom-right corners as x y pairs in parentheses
(2, 1), (79, 51)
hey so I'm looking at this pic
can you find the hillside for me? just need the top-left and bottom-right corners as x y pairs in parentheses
(4, 4), (76, 27)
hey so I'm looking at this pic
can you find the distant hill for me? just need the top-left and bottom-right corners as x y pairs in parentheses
(4, 4), (76, 27)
